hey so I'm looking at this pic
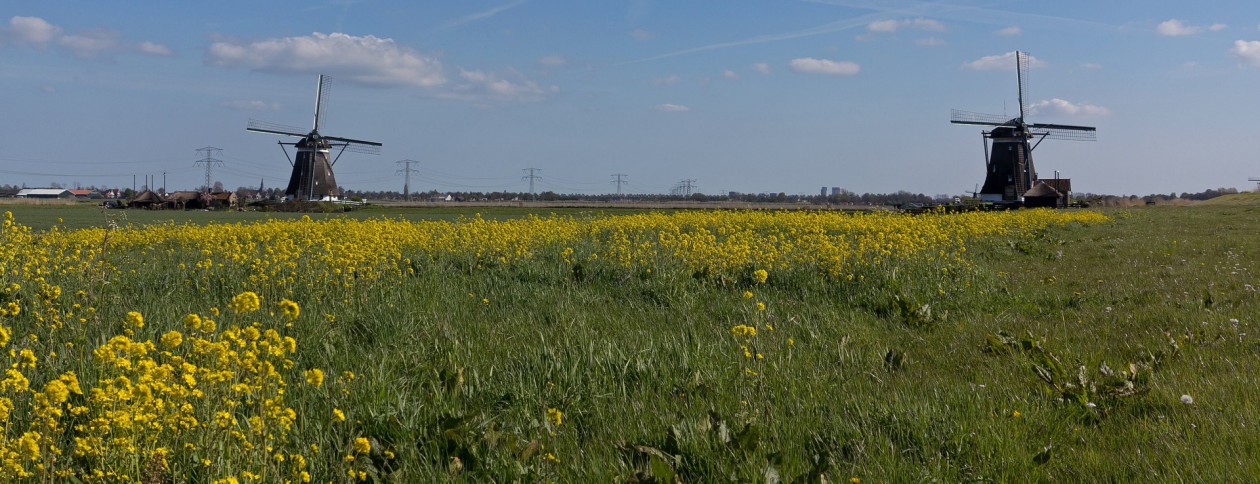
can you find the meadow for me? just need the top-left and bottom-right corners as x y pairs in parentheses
(0, 199), (1256, 481)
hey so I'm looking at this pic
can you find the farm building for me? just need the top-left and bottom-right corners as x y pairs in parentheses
(128, 190), (165, 209)
(16, 188), (73, 199)
(164, 191), (203, 210)
(208, 191), (238, 209)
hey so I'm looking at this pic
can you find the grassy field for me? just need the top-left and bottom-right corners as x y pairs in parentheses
(0, 199), (1256, 481)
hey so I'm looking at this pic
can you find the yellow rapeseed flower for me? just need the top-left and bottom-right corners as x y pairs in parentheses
(304, 368), (324, 387)
(753, 269), (769, 284)
(547, 407), (563, 427)
(160, 331), (183, 349)
(229, 292), (261, 313)
(277, 299), (300, 320)
(333, 408), (346, 422)
(124, 311), (144, 328)
(731, 324), (757, 337)
(353, 437), (371, 454)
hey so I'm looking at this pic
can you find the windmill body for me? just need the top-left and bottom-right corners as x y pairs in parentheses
(951, 51), (1096, 205)
(980, 124), (1034, 202)
(286, 135), (336, 200)
(247, 75), (381, 201)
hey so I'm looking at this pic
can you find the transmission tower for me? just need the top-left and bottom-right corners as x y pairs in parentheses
(678, 179), (697, 197)
(522, 168), (542, 199)
(611, 173), (629, 196)
(194, 147), (224, 194)
(396, 159), (421, 201)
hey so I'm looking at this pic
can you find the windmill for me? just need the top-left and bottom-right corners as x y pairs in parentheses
(247, 75), (382, 201)
(951, 51), (1096, 205)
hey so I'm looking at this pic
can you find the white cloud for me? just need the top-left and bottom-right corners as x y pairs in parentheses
(629, 29), (655, 41)
(995, 26), (1022, 36)
(1209, 23), (1228, 32)
(866, 17), (944, 33)
(1157, 19), (1202, 36)
(58, 28), (122, 59)
(538, 55), (567, 66)
(1230, 40), (1260, 66)
(752, 62), (771, 74)
(222, 100), (281, 111)
(137, 41), (172, 56)
(789, 57), (860, 75)
(652, 103), (689, 112)
(1027, 98), (1111, 118)
(722, 69), (739, 79)
(867, 19), (900, 33)
(207, 32), (447, 88)
(4, 16), (61, 45)
(2, 15), (171, 60)
(440, 68), (555, 102)
(963, 51), (1046, 70)
(651, 74), (680, 86)
(916, 37), (945, 46)
(208, 31), (554, 103)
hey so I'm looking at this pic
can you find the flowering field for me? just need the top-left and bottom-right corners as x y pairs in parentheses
(1, 205), (1256, 481)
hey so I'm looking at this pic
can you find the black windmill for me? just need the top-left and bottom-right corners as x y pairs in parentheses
(951, 51), (1096, 204)
(247, 75), (382, 201)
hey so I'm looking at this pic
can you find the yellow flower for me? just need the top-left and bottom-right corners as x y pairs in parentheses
(752, 269), (769, 284)
(756, 302), (766, 311)
(43, 379), (70, 404)
(742, 290), (753, 299)
(278, 299), (300, 320)
(229, 292), (261, 313)
(305, 369), (324, 387)
(125, 311), (144, 328)
(731, 324), (757, 337)
(1012, 410), (1021, 418)
(547, 407), (563, 427)
(353, 437), (371, 454)
(183, 313), (203, 330)
(333, 408), (346, 422)
(160, 331), (184, 349)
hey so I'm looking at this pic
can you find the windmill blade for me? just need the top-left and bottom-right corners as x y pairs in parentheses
(951, 109), (1017, 126)
(330, 142), (382, 155)
(1029, 123), (1097, 141)
(247, 119), (307, 137)
(1017, 51), (1029, 120)
(323, 135), (383, 147)
(313, 75), (329, 132)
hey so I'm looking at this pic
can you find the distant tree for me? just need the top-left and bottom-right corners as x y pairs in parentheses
(213, 181), (225, 193)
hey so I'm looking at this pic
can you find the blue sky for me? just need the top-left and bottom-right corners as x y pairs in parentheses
(2, 1), (1258, 196)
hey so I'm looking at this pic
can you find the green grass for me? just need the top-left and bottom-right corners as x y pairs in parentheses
(5, 202), (1259, 480)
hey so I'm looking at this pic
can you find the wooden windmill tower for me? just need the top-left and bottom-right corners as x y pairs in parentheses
(247, 75), (382, 201)
(951, 51), (1096, 204)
